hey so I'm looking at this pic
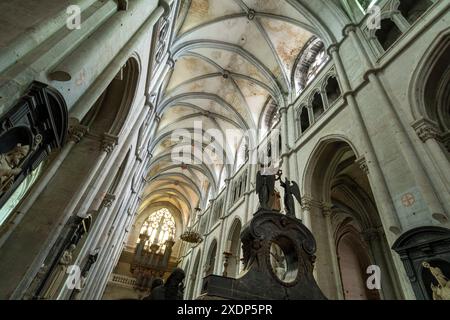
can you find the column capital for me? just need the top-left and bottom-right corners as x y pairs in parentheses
(167, 57), (175, 69)
(343, 24), (358, 37)
(68, 124), (89, 143)
(301, 196), (313, 210)
(412, 118), (440, 143)
(327, 43), (340, 56)
(101, 133), (119, 153)
(101, 193), (116, 208)
(321, 203), (333, 217)
(356, 156), (369, 175)
(278, 106), (288, 114)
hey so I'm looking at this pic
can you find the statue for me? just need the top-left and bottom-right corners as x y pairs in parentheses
(256, 165), (281, 211)
(422, 261), (450, 300)
(150, 268), (185, 300)
(42, 244), (77, 299)
(0, 144), (30, 192)
(280, 177), (302, 217)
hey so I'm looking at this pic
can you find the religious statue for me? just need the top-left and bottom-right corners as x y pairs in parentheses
(0, 143), (30, 193)
(150, 268), (185, 300)
(280, 177), (302, 217)
(256, 165), (282, 211)
(422, 261), (450, 300)
(42, 244), (77, 299)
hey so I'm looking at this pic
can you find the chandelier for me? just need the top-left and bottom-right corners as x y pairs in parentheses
(180, 207), (203, 243)
(180, 229), (203, 244)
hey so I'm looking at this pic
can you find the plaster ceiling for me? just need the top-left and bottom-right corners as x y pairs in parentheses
(146, 0), (320, 223)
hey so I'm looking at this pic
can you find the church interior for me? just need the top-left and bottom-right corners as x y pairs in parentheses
(0, 0), (449, 301)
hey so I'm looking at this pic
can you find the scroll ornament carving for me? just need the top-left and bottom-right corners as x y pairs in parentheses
(422, 261), (450, 300)
(0, 144), (30, 193)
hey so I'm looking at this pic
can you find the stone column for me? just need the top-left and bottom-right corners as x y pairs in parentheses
(328, 43), (402, 238)
(345, 26), (447, 223)
(322, 204), (344, 300)
(279, 106), (290, 177)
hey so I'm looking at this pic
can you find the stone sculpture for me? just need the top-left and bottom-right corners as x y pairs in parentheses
(280, 177), (302, 217)
(256, 165), (282, 211)
(0, 144), (30, 193)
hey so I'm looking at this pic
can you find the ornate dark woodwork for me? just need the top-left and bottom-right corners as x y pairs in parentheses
(131, 236), (176, 291)
(0, 81), (68, 209)
(392, 226), (450, 300)
(199, 209), (327, 300)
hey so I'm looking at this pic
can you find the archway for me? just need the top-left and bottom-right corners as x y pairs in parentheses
(226, 219), (243, 278)
(204, 239), (218, 277)
(81, 57), (140, 136)
(187, 251), (201, 300)
(304, 137), (402, 299)
(336, 223), (380, 300)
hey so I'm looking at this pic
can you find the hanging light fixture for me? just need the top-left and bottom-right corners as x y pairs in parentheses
(180, 229), (203, 244)
(180, 207), (203, 244)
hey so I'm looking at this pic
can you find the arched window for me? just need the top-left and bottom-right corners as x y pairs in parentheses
(293, 38), (328, 94)
(0, 163), (43, 226)
(299, 107), (310, 134)
(312, 92), (325, 121)
(326, 76), (342, 105)
(306, 48), (327, 84)
(376, 19), (402, 51)
(138, 208), (176, 252)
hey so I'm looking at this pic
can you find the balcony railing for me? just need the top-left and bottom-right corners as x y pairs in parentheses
(109, 273), (137, 288)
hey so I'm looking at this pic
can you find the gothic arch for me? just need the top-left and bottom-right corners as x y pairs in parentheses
(302, 136), (402, 299)
(409, 27), (450, 132)
(130, 202), (184, 250)
(204, 238), (218, 277)
(303, 135), (360, 199)
(81, 56), (140, 136)
(226, 218), (243, 278)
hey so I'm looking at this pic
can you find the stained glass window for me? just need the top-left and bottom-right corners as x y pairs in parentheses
(138, 208), (176, 252)
(0, 163), (43, 226)
(306, 49), (326, 84)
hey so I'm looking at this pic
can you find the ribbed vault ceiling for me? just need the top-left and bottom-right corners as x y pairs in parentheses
(145, 0), (331, 224)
